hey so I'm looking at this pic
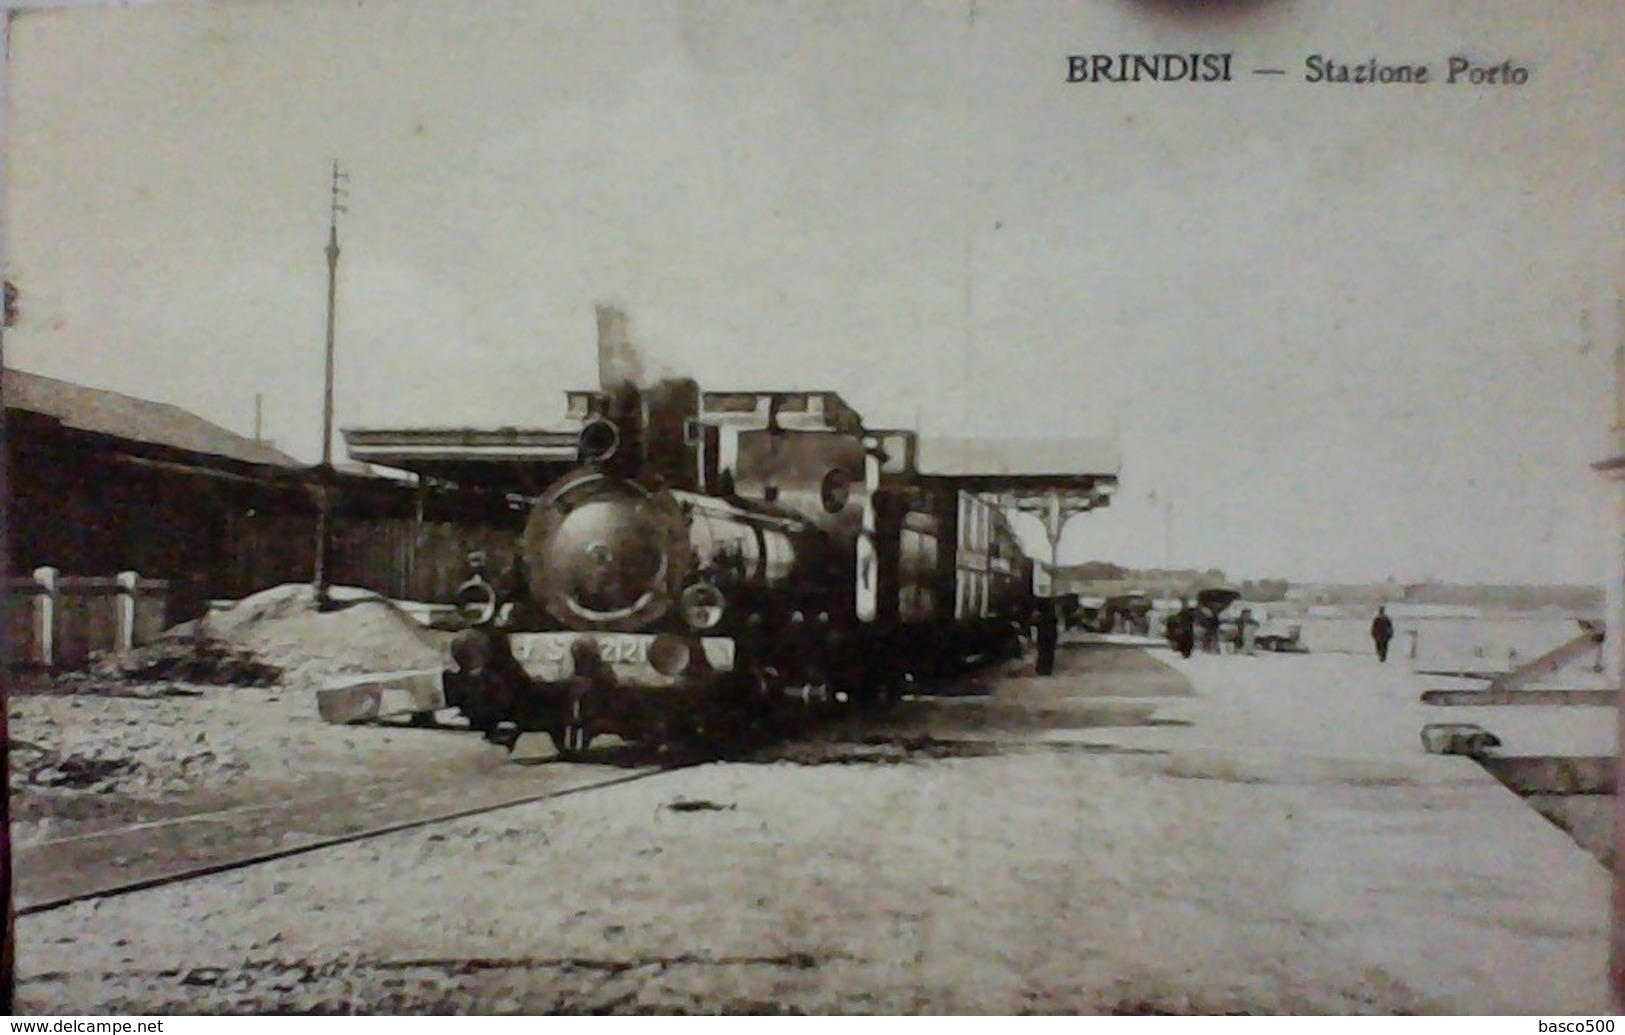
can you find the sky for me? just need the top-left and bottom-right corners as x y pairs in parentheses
(6, 0), (1623, 585)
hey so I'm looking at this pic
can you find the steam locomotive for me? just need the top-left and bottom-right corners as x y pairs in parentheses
(442, 379), (1035, 755)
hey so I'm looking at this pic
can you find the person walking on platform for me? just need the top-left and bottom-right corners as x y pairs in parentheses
(1236, 607), (1258, 656)
(1035, 603), (1059, 676)
(1371, 606), (1395, 663)
(1169, 599), (1195, 659)
(1198, 608), (1221, 654)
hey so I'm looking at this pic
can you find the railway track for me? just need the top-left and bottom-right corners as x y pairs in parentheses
(13, 671), (1131, 918)
(12, 685), (923, 918)
(14, 752), (687, 917)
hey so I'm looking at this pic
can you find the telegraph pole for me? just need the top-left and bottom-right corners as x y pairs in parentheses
(1164, 498), (1174, 569)
(322, 161), (344, 469)
(313, 161), (346, 609)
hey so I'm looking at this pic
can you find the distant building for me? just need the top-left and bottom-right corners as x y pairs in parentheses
(5, 368), (516, 613)
(7, 368), (316, 614)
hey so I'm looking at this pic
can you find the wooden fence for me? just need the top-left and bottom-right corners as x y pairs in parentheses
(8, 567), (170, 669)
(7, 518), (522, 668)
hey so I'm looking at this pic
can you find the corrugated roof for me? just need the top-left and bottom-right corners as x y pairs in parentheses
(5, 368), (303, 469)
(914, 436), (1122, 479)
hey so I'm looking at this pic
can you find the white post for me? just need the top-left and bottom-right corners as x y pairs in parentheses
(115, 570), (137, 652)
(1047, 492), (1061, 608)
(855, 437), (879, 622)
(31, 566), (55, 668)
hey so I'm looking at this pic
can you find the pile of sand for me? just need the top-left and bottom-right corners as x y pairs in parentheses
(200, 585), (449, 689)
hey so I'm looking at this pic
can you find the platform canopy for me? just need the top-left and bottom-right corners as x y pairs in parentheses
(913, 436), (1120, 504)
(341, 425), (582, 489)
(913, 437), (1122, 597)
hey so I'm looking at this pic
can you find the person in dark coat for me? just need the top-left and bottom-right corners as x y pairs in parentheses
(1371, 606), (1395, 662)
(1035, 603), (1059, 676)
(1168, 599), (1195, 659)
(491, 552), (532, 626)
(1197, 607), (1221, 654)
(1235, 607), (1259, 656)
(498, 552), (531, 606)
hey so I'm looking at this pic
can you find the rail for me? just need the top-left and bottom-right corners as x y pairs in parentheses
(14, 760), (683, 917)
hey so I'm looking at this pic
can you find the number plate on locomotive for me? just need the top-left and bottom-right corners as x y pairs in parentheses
(510, 634), (650, 667)
(508, 632), (734, 685)
(559, 635), (648, 665)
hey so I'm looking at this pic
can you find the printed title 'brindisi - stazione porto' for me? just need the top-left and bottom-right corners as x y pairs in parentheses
(1065, 53), (1531, 85)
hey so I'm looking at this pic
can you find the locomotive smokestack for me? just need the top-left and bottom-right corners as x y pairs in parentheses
(596, 304), (644, 393)
(591, 304), (700, 490)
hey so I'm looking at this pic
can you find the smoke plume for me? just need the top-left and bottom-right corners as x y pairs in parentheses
(596, 303), (646, 392)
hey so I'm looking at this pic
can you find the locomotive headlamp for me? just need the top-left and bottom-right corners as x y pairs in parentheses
(649, 633), (694, 676)
(454, 576), (498, 627)
(679, 583), (726, 630)
(577, 417), (621, 462)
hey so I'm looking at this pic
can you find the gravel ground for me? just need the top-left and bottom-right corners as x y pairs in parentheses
(18, 754), (1437, 1015)
(23, 743), (1601, 1015)
(10, 630), (1611, 1014)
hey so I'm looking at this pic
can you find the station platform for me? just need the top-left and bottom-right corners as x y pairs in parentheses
(1020, 645), (1614, 1014)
